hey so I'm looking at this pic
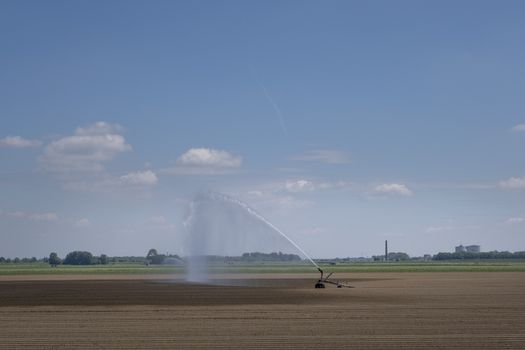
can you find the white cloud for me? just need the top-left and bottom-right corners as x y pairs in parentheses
(237, 178), (353, 197)
(511, 124), (525, 132)
(3, 211), (58, 221)
(162, 166), (238, 176)
(75, 218), (91, 227)
(30, 213), (58, 221)
(242, 179), (352, 201)
(39, 121), (131, 172)
(163, 148), (242, 175)
(178, 148), (242, 167)
(500, 177), (525, 190)
(281, 179), (351, 193)
(62, 170), (158, 193)
(0, 136), (41, 148)
(119, 170), (158, 186)
(285, 179), (316, 193)
(242, 189), (314, 213)
(292, 150), (350, 164)
(374, 183), (413, 196)
(262, 195), (314, 210)
(75, 121), (123, 136)
(505, 217), (525, 224)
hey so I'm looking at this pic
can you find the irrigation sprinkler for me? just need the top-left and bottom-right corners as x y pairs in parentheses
(188, 192), (354, 289)
(315, 268), (354, 288)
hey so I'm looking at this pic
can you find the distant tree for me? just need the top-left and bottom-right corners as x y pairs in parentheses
(30, 257), (37, 263)
(147, 249), (158, 259)
(235, 252), (302, 262)
(13, 257), (20, 263)
(0, 257), (5, 263)
(63, 251), (93, 265)
(99, 254), (108, 265)
(49, 252), (61, 267)
(146, 249), (166, 264)
(433, 250), (525, 261)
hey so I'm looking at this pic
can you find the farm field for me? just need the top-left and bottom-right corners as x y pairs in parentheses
(1, 260), (525, 275)
(0, 272), (524, 349)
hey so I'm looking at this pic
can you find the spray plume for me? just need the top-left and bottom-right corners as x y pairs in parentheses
(183, 191), (320, 282)
(206, 191), (320, 269)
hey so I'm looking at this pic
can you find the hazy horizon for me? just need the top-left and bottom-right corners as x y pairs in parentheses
(1, 1), (525, 259)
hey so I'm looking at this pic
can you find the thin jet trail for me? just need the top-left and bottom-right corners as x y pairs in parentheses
(259, 83), (288, 136)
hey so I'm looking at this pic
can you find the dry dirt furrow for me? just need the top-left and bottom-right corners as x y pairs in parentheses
(0, 273), (524, 349)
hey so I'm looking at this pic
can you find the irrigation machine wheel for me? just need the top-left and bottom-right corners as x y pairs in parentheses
(314, 282), (325, 289)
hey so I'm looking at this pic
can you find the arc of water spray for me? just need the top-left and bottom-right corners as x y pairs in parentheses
(207, 191), (320, 270)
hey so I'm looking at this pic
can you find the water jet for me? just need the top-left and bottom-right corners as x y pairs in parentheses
(184, 191), (352, 288)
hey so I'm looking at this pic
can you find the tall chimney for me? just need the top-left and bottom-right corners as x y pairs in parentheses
(385, 240), (388, 261)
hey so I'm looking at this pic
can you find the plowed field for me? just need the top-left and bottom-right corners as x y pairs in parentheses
(0, 272), (524, 349)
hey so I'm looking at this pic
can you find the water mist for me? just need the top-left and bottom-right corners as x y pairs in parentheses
(183, 191), (319, 283)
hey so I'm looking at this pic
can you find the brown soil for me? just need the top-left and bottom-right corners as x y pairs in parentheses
(0, 272), (524, 349)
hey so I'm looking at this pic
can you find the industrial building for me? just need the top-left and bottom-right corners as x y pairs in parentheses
(465, 245), (480, 253)
(455, 245), (466, 253)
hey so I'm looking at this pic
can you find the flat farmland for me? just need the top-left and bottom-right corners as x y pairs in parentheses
(0, 272), (524, 349)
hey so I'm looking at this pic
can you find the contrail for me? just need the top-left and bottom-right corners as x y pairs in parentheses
(259, 83), (288, 136)
(249, 65), (289, 136)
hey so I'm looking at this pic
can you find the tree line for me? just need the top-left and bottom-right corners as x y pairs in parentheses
(433, 251), (525, 260)
(0, 257), (38, 264)
(191, 251), (303, 263)
(8, 249), (523, 265)
(48, 251), (109, 266)
(237, 251), (302, 262)
(371, 252), (411, 261)
(0, 250), (303, 266)
(0, 250), (168, 266)
(46, 249), (182, 266)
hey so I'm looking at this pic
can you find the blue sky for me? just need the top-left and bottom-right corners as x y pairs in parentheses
(1, 0), (524, 258)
